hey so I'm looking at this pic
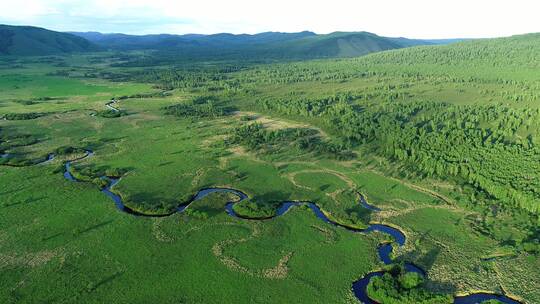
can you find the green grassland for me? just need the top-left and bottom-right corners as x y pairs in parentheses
(1, 33), (539, 303)
(1, 166), (380, 303)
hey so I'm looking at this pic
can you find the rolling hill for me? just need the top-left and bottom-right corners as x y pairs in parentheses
(0, 24), (100, 56)
(71, 30), (443, 59)
(267, 31), (427, 58)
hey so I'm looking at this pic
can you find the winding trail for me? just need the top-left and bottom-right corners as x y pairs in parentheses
(6, 149), (523, 304)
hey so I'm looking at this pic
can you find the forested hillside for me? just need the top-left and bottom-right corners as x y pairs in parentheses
(0, 25), (99, 56)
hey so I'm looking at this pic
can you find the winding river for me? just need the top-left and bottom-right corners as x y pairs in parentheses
(6, 149), (522, 304)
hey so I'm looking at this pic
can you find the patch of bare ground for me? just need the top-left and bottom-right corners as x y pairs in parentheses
(200, 134), (227, 148)
(225, 146), (268, 164)
(191, 168), (205, 187)
(152, 218), (174, 243)
(218, 156), (229, 170)
(431, 181), (456, 190)
(0, 249), (60, 269)
(234, 111), (328, 138)
(212, 239), (251, 274)
(227, 146), (249, 157)
(326, 189), (342, 200)
(261, 252), (293, 279)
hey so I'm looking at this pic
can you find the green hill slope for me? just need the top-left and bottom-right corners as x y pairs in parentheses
(338, 33), (539, 85)
(0, 24), (99, 56)
(272, 31), (415, 58)
(361, 33), (540, 71)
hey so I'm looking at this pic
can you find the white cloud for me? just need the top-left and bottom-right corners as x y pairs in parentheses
(0, 0), (538, 38)
(0, 0), (58, 21)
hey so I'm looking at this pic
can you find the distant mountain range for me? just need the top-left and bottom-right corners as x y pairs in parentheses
(0, 24), (462, 58)
(70, 30), (456, 59)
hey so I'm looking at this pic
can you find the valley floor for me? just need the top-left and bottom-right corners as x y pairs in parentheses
(1, 53), (539, 303)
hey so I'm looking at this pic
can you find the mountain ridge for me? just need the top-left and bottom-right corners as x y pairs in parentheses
(70, 30), (444, 59)
(1, 24), (465, 58)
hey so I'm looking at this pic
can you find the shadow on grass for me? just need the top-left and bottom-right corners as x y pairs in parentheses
(425, 278), (457, 294)
(42, 232), (64, 242)
(400, 229), (440, 272)
(73, 219), (115, 237)
(344, 205), (372, 223)
(401, 245), (458, 293)
(0, 188), (24, 196)
(320, 184), (331, 191)
(3, 196), (47, 208)
(253, 190), (290, 205)
(89, 271), (124, 291)
(81, 136), (128, 152)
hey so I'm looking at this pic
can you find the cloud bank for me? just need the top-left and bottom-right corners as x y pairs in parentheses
(0, 0), (539, 38)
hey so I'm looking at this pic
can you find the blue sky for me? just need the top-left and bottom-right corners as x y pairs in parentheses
(0, 0), (539, 38)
